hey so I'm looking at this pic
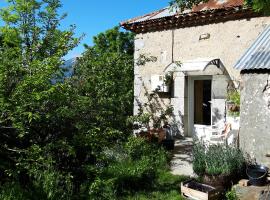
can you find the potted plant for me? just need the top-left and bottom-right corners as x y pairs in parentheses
(129, 105), (175, 148)
(159, 106), (175, 150)
(227, 91), (240, 116)
(163, 72), (173, 93)
(193, 142), (245, 188)
(128, 113), (151, 139)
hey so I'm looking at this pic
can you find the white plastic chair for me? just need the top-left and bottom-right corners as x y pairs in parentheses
(206, 121), (232, 145)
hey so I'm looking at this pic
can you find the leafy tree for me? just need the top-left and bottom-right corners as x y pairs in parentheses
(73, 27), (134, 134)
(0, 0), (135, 197)
(53, 28), (135, 197)
(169, 0), (206, 12)
(0, 0), (80, 198)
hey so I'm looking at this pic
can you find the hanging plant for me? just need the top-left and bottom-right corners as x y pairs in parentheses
(164, 72), (173, 86)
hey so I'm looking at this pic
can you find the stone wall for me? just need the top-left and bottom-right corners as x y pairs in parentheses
(134, 16), (270, 136)
(240, 72), (270, 167)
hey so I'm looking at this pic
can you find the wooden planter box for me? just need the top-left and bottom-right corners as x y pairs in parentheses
(181, 180), (220, 200)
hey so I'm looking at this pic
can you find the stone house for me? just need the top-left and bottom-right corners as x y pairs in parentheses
(121, 0), (270, 146)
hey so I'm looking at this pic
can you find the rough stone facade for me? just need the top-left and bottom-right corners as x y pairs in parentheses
(240, 72), (270, 167)
(134, 16), (270, 136)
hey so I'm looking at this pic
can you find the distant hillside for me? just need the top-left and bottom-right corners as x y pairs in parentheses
(62, 57), (78, 78)
(51, 57), (77, 84)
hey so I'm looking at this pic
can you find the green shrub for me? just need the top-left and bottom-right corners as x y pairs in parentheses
(124, 190), (185, 200)
(0, 170), (73, 200)
(122, 171), (188, 200)
(156, 170), (188, 188)
(226, 188), (239, 200)
(16, 146), (73, 200)
(227, 91), (240, 106)
(227, 91), (240, 116)
(125, 137), (168, 169)
(97, 137), (169, 196)
(106, 156), (156, 192)
(89, 178), (116, 200)
(0, 182), (28, 200)
(31, 169), (73, 200)
(193, 143), (245, 176)
(124, 136), (153, 160)
(193, 142), (206, 176)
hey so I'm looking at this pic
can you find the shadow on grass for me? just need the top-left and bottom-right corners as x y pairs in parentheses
(119, 170), (190, 200)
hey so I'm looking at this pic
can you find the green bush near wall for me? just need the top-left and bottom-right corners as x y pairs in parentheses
(193, 143), (245, 176)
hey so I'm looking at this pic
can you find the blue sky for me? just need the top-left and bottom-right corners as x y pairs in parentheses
(0, 0), (169, 59)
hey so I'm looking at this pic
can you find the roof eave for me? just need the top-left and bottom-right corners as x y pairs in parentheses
(121, 6), (261, 34)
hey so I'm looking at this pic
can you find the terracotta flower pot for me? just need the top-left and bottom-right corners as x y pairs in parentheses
(227, 102), (240, 112)
(149, 128), (166, 143)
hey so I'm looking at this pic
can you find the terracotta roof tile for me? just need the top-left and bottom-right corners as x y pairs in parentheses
(120, 0), (260, 34)
(121, 0), (245, 25)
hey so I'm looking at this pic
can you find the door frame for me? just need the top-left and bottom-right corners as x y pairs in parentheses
(188, 76), (212, 137)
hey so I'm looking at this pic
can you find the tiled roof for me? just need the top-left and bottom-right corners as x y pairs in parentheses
(121, 0), (260, 33)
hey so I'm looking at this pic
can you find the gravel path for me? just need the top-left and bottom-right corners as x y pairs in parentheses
(170, 137), (195, 177)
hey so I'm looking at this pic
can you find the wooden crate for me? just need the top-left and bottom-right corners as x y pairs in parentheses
(181, 180), (220, 200)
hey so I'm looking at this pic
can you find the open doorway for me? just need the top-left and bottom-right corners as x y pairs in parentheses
(194, 80), (212, 125)
(188, 76), (212, 137)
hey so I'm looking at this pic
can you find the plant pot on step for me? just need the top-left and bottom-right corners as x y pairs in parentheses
(161, 139), (175, 150)
(149, 128), (166, 143)
(227, 103), (240, 112)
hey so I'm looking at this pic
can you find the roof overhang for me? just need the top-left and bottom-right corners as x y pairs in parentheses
(164, 58), (222, 73)
(121, 6), (259, 34)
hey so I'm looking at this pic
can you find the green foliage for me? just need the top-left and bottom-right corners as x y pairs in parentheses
(130, 102), (174, 129)
(0, 0), (79, 139)
(135, 54), (157, 66)
(0, 1), (185, 199)
(89, 178), (117, 200)
(193, 143), (245, 176)
(0, 182), (29, 200)
(127, 113), (151, 129)
(90, 26), (134, 55)
(73, 26), (134, 133)
(228, 110), (240, 117)
(170, 0), (270, 15)
(31, 169), (73, 200)
(0, 1), (80, 198)
(0, 0), (135, 197)
(125, 136), (154, 160)
(123, 171), (188, 200)
(246, 0), (270, 15)
(164, 72), (174, 86)
(87, 137), (173, 199)
(226, 188), (239, 200)
(227, 91), (240, 106)
(169, 0), (208, 12)
(227, 90), (240, 116)
(124, 190), (185, 200)
(193, 142), (206, 176)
